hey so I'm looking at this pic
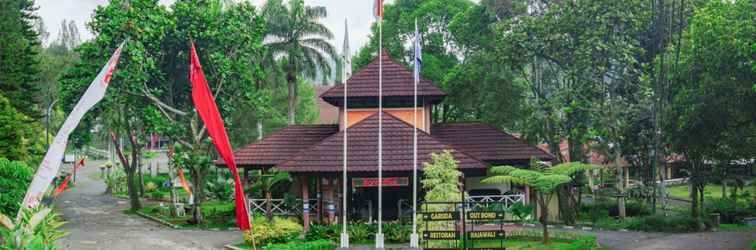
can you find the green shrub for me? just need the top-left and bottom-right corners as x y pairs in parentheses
(0, 158), (33, 215)
(347, 223), (373, 243)
(261, 239), (335, 250)
(245, 217), (303, 246)
(627, 215), (704, 232)
(384, 223), (412, 243)
(144, 182), (158, 192)
(705, 198), (756, 224)
(625, 201), (651, 217)
(509, 202), (535, 222)
(305, 224), (339, 242)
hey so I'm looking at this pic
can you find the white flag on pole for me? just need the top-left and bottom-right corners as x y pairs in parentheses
(20, 41), (125, 212)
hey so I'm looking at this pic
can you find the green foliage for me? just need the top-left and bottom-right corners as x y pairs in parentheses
(422, 150), (463, 204)
(347, 223), (372, 243)
(262, 0), (336, 124)
(705, 198), (756, 224)
(0, 0), (43, 118)
(384, 223), (412, 243)
(0, 206), (67, 250)
(484, 162), (597, 194)
(304, 224), (339, 242)
(244, 216), (303, 246)
(260, 239), (335, 250)
(0, 158), (33, 216)
(0, 94), (44, 163)
(508, 202), (535, 223)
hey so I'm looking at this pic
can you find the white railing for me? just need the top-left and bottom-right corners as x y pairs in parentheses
(248, 198), (318, 216)
(466, 194), (525, 210)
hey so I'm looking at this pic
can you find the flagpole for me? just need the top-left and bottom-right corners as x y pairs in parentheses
(340, 18), (350, 249)
(410, 18), (419, 249)
(376, 11), (385, 250)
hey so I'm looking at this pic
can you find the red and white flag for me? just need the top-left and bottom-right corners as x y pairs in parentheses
(373, 0), (383, 20)
(189, 43), (251, 231)
(20, 41), (125, 213)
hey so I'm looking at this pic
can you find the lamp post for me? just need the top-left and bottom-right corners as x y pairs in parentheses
(46, 99), (58, 147)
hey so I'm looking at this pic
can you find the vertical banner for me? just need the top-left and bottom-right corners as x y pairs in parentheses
(20, 41), (125, 213)
(189, 43), (251, 231)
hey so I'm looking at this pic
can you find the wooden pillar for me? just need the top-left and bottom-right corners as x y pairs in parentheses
(302, 176), (310, 232)
(624, 166), (630, 188)
(524, 185), (531, 205)
(316, 177), (322, 223)
(326, 177), (336, 224)
(243, 168), (249, 190)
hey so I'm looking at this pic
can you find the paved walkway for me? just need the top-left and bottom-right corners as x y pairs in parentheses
(53, 161), (753, 250)
(594, 229), (754, 250)
(55, 160), (240, 250)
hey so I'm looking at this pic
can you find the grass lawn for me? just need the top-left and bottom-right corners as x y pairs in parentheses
(666, 184), (755, 200)
(135, 200), (236, 229)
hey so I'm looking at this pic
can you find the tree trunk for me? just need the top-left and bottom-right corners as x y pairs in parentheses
(690, 181), (699, 218)
(538, 195), (550, 244)
(287, 71), (297, 125)
(616, 151), (626, 219)
(126, 169), (142, 210)
(191, 166), (204, 224)
(111, 131), (142, 210)
(265, 190), (273, 221)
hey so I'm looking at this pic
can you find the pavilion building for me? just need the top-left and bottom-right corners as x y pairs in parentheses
(221, 51), (554, 230)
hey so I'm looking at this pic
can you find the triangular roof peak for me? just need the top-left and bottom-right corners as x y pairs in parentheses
(320, 50), (446, 106)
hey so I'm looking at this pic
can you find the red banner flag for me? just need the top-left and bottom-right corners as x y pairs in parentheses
(189, 43), (251, 231)
(373, 0), (384, 19)
(75, 158), (85, 171)
(54, 175), (72, 197)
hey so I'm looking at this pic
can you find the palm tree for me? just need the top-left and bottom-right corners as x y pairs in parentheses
(262, 0), (336, 125)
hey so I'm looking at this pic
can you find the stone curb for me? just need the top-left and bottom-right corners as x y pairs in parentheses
(224, 244), (245, 250)
(134, 211), (181, 229)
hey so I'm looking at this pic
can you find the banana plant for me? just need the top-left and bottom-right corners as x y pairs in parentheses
(0, 206), (67, 250)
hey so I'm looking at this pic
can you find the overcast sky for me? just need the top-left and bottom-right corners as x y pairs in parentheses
(36, 0), (394, 55)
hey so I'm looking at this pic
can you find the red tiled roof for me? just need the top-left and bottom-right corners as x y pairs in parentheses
(431, 123), (555, 162)
(321, 50), (446, 105)
(223, 125), (338, 166)
(314, 85), (339, 124)
(275, 112), (487, 172)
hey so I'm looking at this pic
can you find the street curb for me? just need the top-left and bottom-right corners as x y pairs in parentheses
(134, 211), (181, 229)
(224, 244), (245, 250)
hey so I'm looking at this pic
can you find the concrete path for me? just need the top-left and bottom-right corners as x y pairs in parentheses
(594, 229), (755, 250)
(55, 160), (241, 250)
(52, 160), (754, 250)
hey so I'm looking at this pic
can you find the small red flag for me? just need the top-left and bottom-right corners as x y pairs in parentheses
(189, 43), (251, 231)
(54, 175), (72, 197)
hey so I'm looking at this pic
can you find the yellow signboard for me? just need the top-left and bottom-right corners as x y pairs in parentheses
(466, 211), (505, 220)
(422, 212), (460, 221)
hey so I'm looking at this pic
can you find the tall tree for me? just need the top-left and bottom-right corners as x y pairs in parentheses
(0, 0), (43, 118)
(495, 0), (648, 222)
(59, 0), (172, 210)
(665, 0), (755, 218)
(262, 0), (336, 125)
(139, 0), (267, 224)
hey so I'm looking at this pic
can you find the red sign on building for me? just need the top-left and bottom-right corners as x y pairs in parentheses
(352, 177), (409, 187)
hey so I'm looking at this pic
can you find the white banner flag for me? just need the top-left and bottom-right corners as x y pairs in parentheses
(20, 41), (125, 212)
